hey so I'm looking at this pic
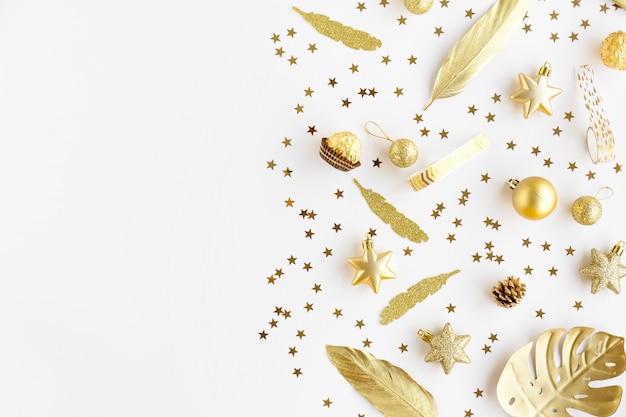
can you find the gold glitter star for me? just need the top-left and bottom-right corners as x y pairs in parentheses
(420, 323), (471, 374)
(440, 0), (449, 7)
(332, 223), (342, 232)
(303, 262), (313, 272)
(258, 330), (268, 339)
(571, 0), (581, 7)
(341, 97), (351, 108)
(453, 218), (463, 227)
(465, 410), (474, 417)
(268, 319), (278, 328)
(348, 237), (396, 293)
(580, 243), (626, 294)
(600, 3), (610, 12)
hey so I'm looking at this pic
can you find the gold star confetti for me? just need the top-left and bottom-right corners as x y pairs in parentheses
(568, 162), (578, 171)
(474, 388), (484, 398)
(399, 343), (408, 352)
(293, 368), (302, 377)
(356, 2), (366, 12)
(419, 323), (471, 374)
(407, 55), (417, 64)
(434, 27), (444, 36)
(446, 303), (456, 313)
(465, 9), (475, 18)
(355, 320), (365, 329)
(468, 105), (478, 114)
(333, 308), (343, 318)
(566, 246), (576, 256)
(362, 338), (372, 348)
(573, 301), (583, 310)
(535, 309), (545, 318)
(307, 43), (317, 53)
(485, 112), (496, 122)
(397, 15), (407, 25)
(481, 344), (492, 354)
(322, 398), (332, 407)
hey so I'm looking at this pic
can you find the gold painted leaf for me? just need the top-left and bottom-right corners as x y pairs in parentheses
(293, 7), (382, 51)
(380, 270), (460, 325)
(425, 0), (527, 110)
(353, 178), (428, 243)
(497, 327), (626, 417)
(326, 345), (438, 417)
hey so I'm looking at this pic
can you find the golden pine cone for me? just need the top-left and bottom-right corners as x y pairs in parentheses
(492, 276), (526, 308)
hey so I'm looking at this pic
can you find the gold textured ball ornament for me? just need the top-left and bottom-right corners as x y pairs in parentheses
(572, 196), (602, 225)
(600, 30), (626, 71)
(507, 177), (557, 220)
(404, 0), (434, 14)
(388, 138), (419, 168)
(364, 121), (419, 168)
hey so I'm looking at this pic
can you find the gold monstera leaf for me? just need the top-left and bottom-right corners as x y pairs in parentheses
(497, 327), (626, 417)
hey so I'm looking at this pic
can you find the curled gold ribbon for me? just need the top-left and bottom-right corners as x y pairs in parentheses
(576, 65), (615, 163)
(408, 133), (490, 192)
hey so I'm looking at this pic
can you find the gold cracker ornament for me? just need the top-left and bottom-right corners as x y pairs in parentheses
(579, 241), (626, 294)
(510, 62), (562, 118)
(348, 235), (396, 294)
(418, 322), (471, 374)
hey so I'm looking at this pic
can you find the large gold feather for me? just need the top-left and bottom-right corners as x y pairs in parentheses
(326, 345), (438, 417)
(425, 0), (527, 110)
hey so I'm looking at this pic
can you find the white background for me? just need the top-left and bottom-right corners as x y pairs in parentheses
(0, 1), (625, 416)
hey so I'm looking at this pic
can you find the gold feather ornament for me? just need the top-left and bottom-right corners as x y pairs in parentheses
(293, 7), (382, 51)
(425, 0), (528, 110)
(497, 327), (626, 417)
(326, 345), (439, 417)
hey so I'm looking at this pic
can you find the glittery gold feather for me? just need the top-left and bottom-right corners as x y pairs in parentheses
(353, 179), (428, 243)
(380, 270), (460, 325)
(425, 0), (527, 110)
(326, 345), (439, 417)
(293, 7), (382, 51)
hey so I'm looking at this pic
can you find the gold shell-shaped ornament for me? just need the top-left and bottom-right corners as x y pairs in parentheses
(404, 0), (434, 14)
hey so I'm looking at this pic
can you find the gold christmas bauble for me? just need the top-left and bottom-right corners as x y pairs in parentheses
(600, 30), (626, 71)
(389, 138), (419, 168)
(571, 195), (602, 225)
(404, 0), (433, 14)
(507, 177), (557, 220)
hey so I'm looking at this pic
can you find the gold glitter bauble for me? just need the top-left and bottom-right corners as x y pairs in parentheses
(389, 138), (419, 168)
(507, 177), (557, 220)
(572, 195), (603, 225)
(404, 0), (433, 14)
(600, 30), (626, 71)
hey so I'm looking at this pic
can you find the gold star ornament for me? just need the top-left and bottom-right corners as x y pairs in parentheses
(510, 62), (562, 118)
(418, 322), (471, 374)
(579, 241), (626, 294)
(348, 236), (396, 293)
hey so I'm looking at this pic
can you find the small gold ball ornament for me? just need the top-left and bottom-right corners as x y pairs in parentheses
(507, 177), (557, 220)
(600, 30), (626, 71)
(571, 187), (613, 225)
(404, 0), (434, 14)
(364, 121), (418, 168)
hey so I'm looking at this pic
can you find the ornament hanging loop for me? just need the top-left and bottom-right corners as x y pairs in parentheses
(418, 329), (433, 343)
(612, 241), (625, 257)
(538, 62), (552, 77)
(364, 121), (394, 143)
(595, 186), (613, 201)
